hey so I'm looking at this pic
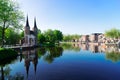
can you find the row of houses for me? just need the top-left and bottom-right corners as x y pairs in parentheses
(80, 33), (102, 43)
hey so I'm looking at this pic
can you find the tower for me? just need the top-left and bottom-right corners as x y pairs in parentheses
(24, 15), (30, 36)
(33, 17), (38, 45)
(24, 15), (30, 44)
(23, 16), (38, 46)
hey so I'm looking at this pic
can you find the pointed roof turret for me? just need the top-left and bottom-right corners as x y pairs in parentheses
(34, 17), (37, 28)
(26, 15), (30, 27)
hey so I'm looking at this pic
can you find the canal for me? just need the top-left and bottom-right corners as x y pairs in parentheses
(0, 43), (120, 80)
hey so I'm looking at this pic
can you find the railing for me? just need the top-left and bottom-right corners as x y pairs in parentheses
(4, 44), (34, 49)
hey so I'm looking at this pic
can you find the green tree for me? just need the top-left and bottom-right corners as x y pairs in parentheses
(0, 0), (24, 47)
(63, 34), (81, 42)
(53, 30), (63, 43)
(105, 28), (120, 39)
(43, 29), (63, 44)
(0, 26), (2, 45)
(5, 28), (21, 45)
(37, 29), (41, 34)
(44, 29), (56, 43)
(20, 31), (24, 38)
(63, 35), (71, 42)
(38, 33), (46, 44)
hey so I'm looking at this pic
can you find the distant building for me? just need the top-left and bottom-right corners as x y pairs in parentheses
(23, 16), (38, 46)
(89, 33), (102, 42)
(98, 34), (105, 43)
(79, 33), (104, 43)
(80, 35), (89, 42)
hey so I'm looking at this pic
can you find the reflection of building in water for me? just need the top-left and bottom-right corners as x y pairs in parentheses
(73, 43), (89, 50)
(80, 44), (89, 51)
(22, 49), (38, 77)
(89, 45), (99, 53)
(105, 45), (119, 52)
(72, 43), (120, 53)
(73, 43), (100, 52)
(73, 43), (80, 48)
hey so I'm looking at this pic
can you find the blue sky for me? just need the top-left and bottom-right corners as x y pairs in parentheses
(18, 0), (120, 35)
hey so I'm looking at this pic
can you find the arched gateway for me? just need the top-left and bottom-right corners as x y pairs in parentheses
(22, 16), (38, 46)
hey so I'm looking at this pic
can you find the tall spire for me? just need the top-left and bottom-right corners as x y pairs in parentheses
(26, 15), (30, 27)
(34, 17), (37, 28)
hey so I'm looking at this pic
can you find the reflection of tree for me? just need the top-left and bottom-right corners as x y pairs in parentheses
(3, 66), (11, 78)
(0, 66), (11, 80)
(0, 58), (17, 80)
(0, 66), (4, 80)
(106, 51), (120, 62)
(37, 47), (46, 58)
(9, 73), (24, 80)
(61, 43), (80, 52)
(44, 47), (63, 63)
(44, 54), (54, 63)
(1, 66), (25, 80)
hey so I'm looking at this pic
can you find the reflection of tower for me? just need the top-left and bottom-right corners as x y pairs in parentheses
(23, 49), (38, 78)
(23, 50), (31, 78)
(81, 44), (88, 50)
(94, 46), (98, 53)
(25, 58), (30, 78)
(32, 49), (38, 74)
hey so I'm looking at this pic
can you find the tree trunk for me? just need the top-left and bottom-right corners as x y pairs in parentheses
(1, 22), (5, 48)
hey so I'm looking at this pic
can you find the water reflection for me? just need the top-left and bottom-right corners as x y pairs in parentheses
(1, 44), (120, 80)
(72, 43), (120, 62)
(0, 56), (23, 80)
(106, 51), (120, 62)
(19, 46), (63, 79)
(22, 49), (38, 78)
(72, 43), (101, 53)
(72, 43), (120, 52)
(43, 47), (63, 63)
(61, 43), (80, 52)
